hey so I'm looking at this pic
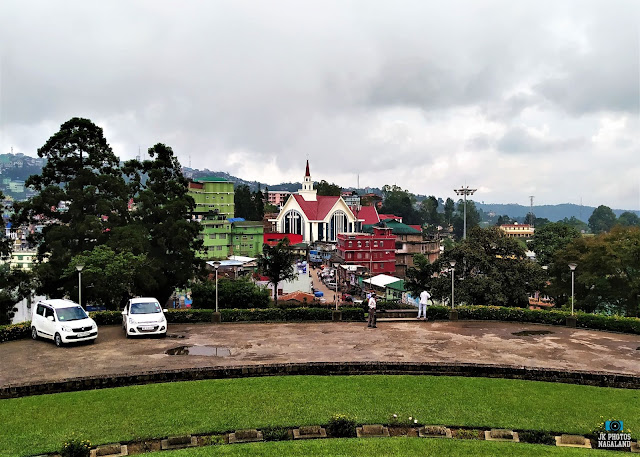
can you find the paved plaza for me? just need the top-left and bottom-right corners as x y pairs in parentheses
(1, 320), (639, 387)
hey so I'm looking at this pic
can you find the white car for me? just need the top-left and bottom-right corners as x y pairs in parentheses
(31, 299), (98, 347)
(122, 297), (167, 337)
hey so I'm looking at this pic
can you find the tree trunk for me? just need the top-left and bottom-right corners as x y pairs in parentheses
(273, 284), (278, 305)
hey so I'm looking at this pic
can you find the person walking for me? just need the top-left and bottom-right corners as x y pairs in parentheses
(367, 293), (377, 328)
(418, 289), (432, 320)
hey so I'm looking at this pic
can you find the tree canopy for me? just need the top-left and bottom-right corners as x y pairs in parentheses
(234, 184), (265, 220)
(529, 222), (580, 267)
(549, 226), (640, 316)
(315, 180), (341, 196)
(379, 185), (421, 225)
(407, 227), (546, 307)
(588, 205), (617, 234)
(258, 238), (297, 304)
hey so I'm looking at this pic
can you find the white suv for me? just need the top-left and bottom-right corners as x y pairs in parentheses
(31, 299), (98, 347)
(122, 297), (167, 337)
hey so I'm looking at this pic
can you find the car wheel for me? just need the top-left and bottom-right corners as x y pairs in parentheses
(31, 326), (38, 340)
(125, 329), (131, 339)
(54, 333), (63, 347)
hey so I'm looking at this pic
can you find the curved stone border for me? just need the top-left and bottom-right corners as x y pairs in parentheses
(2, 361), (639, 399)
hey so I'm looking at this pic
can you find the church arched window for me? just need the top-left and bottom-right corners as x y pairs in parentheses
(282, 210), (304, 237)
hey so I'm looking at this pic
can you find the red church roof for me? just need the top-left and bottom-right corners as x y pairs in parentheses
(350, 205), (380, 225)
(293, 194), (341, 220)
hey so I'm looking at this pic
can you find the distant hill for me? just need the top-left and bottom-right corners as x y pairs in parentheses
(2, 153), (638, 221)
(476, 202), (639, 223)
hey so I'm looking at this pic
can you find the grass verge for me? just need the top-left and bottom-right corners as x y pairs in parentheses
(150, 437), (622, 456)
(1, 375), (638, 456)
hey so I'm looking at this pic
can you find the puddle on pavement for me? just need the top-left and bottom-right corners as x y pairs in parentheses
(166, 345), (231, 356)
(512, 330), (554, 337)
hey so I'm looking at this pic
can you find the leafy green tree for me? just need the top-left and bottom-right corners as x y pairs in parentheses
(405, 253), (438, 297)
(452, 200), (481, 239)
(234, 185), (256, 220)
(550, 226), (640, 316)
(524, 212), (535, 225)
(190, 277), (270, 309)
(316, 180), (342, 196)
(533, 217), (551, 228)
(64, 246), (146, 310)
(419, 196), (441, 227)
(443, 198), (455, 226)
(0, 266), (35, 325)
(529, 222), (580, 267)
(258, 238), (297, 304)
(0, 192), (10, 260)
(588, 205), (617, 234)
(408, 227), (546, 307)
(253, 189), (265, 220)
(123, 143), (205, 305)
(617, 211), (640, 227)
(496, 215), (514, 226)
(380, 185), (422, 225)
(16, 118), (129, 298)
(559, 216), (588, 233)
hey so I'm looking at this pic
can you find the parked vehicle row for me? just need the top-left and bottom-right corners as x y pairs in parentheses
(31, 296), (167, 347)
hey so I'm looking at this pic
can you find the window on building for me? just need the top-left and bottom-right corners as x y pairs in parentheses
(357, 253), (362, 259)
(365, 241), (370, 247)
(357, 241), (362, 247)
(379, 263), (384, 269)
(373, 241), (378, 247)
(216, 246), (222, 251)
(348, 241), (352, 247)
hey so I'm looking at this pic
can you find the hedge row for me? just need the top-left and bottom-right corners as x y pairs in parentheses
(3, 305), (639, 343)
(0, 321), (31, 343)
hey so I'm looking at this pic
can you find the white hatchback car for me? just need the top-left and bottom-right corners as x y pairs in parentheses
(31, 299), (98, 347)
(122, 297), (168, 337)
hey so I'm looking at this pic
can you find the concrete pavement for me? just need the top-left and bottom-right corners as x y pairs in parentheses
(1, 320), (638, 387)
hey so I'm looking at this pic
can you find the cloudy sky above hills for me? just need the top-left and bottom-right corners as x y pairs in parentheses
(1, 0), (639, 209)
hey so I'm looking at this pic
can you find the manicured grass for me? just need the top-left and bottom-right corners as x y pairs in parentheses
(152, 437), (621, 456)
(1, 375), (638, 457)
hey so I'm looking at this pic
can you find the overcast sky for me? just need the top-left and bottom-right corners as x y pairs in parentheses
(1, 1), (639, 209)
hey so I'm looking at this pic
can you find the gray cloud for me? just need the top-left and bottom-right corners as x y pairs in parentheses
(1, 0), (639, 209)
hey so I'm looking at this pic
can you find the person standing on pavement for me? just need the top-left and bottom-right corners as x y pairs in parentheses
(367, 293), (377, 328)
(418, 289), (432, 320)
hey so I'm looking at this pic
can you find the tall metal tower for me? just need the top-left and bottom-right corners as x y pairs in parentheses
(454, 185), (477, 239)
(529, 195), (535, 227)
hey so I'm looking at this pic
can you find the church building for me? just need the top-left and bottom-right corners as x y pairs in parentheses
(270, 161), (360, 244)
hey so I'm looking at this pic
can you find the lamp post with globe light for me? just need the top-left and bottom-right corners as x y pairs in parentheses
(76, 264), (84, 308)
(212, 261), (222, 323)
(567, 262), (577, 327)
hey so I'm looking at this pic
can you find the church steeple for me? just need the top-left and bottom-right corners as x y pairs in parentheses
(298, 160), (317, 201)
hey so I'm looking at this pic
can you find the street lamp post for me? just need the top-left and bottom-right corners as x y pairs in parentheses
(568, 263), (577, 315)
(212, 261), (221, 323)
(454, 185), (477, 240)
(449, 260), (456, 309)
(76, 264), (84, 308)
(449, 259), (458, 321)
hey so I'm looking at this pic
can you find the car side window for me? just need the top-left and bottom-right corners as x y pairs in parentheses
(36, 304), (45, 316)
(44, 307), (55, 320)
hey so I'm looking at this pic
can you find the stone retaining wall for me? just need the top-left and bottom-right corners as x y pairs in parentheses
(2, 362), (639, 399)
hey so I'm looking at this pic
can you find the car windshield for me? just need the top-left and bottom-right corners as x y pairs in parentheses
(131, 302), (162, 314)
(56, 306), (88, 322)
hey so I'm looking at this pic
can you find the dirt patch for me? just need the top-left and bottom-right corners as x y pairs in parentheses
(512, 330), (554, 337)
(388, 426), (418, 437)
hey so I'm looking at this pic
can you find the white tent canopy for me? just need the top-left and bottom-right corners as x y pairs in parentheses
(362, 274), (402, 288)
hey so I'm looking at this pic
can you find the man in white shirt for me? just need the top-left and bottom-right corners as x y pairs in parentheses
(367, 293), (377, 328)
(418, 290), (432, 320)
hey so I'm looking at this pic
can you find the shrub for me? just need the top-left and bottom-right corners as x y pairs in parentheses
(454, 428), (482, 440)
(165, 309), (214, 323)
(60, 437), (91, 457)
(340, 307), (365, 322)
(518, 430), (556, 445)
(262, 426), (290, 441)
(0, 321), (31, 343)
(89, 310), (121, 325)
(327, 414), (357, 438)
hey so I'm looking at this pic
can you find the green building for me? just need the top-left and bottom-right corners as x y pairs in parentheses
(188, 177), (234, 260)
(230, 220), (264, 258)
(187, 177), (263, 260)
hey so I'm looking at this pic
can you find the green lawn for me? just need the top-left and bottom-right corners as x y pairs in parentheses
(1, 375), (638, 457)
(152, 437), (622, 456)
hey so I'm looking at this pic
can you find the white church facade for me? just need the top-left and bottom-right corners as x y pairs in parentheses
(270, 161), (360, 244)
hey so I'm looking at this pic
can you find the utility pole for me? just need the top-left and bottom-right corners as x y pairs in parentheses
(454, 185), (477, 240)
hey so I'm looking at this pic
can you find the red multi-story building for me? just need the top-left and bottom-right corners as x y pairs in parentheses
(336, 227), (396, 274)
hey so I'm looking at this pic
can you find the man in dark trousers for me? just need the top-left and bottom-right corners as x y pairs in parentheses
(367, 293), (377, 328)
